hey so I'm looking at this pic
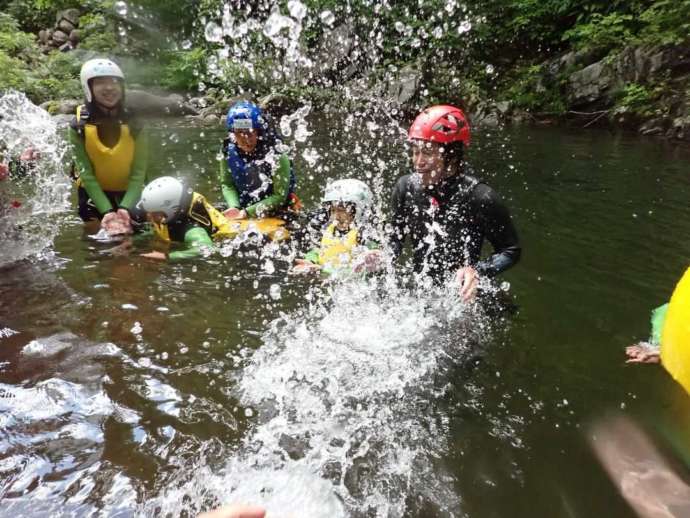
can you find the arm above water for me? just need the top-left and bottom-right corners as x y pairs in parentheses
(245, 153), (291, 218)
(69, 126), (113, 215)
(473, 185), (521, 277)
(119, 128), (149, 211)
(168, 226), (215, 262)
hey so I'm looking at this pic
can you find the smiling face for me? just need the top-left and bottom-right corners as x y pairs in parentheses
(410, 140), (449, 187)
(330, 203), (356, 231)
(233, 128), (259, 154)
(90, 77), (123, 108)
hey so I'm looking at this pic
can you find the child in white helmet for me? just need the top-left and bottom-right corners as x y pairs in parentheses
(293, 179), (380, 275)
(69, 58), (149, 236)
(138, 176), (235, 261)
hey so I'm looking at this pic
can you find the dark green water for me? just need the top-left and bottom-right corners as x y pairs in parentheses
(1, 115), (689, 517)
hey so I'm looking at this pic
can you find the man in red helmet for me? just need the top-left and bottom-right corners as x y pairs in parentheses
(388, 105), (521, 301)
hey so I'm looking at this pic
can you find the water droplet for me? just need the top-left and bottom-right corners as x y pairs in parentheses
(269, 284), (282, 300)
(485, 64), (495, 74)
(432, 26), (443, 39)
(121, 303), (138, 310)
(130, 321), (143, 335)
(458, 20), (472, 34)
(320, 10), (335, 26)
(114, 1), (127, 16)
(245, 408), (254, 417)
(264, 259), (275, 274)
(394, 21), (405, 33)
(204, 21), (223, 43)
(181, 40), (192, 50)
(288, 0), (307, 21)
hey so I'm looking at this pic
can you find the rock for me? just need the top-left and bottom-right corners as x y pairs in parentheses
(125, 89), (198, 116)
(669, 115), (690, 141)
(57, 18), (76, 34)
(58, 42), (74, 53)
(187, 96), (208, 110)
(313, 23), (356, 78)
(638, 117), (668, 136)
(52, 30), (69, 44)
(386, 65), (421, 106)
(68, 29), (80, 43)
(38, 30), (47, 43)
(56, 8), (80, 27)
(495, 101), (512, 116)
(258, 92), (300, 116)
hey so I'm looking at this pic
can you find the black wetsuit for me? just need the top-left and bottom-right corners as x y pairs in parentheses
(388, 167), (521, 281)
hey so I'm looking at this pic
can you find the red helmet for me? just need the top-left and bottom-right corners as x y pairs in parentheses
(408, 105), (471, 147)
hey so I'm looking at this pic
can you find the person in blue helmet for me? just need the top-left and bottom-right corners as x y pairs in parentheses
(219, 100), (298, 220)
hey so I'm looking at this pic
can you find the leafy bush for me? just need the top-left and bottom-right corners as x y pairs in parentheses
(563, 13), (636, 53)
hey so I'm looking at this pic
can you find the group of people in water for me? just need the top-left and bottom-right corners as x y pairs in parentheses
(68, 57), (522, 301)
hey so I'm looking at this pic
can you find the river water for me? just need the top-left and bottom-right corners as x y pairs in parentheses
(1, 114), (690, 517)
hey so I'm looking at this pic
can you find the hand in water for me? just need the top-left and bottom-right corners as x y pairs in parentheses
(141, 251), (167, 261)
(625, 343), (661, 364)
(456, 266), (479, 302)
(197, 505), (265, 518)
(101, 209), (133, 236)
(292, 259), (322, 275)
(19, 147), (39, 162)
(224, 208), (247, 220)
(352, 250), (383, 273)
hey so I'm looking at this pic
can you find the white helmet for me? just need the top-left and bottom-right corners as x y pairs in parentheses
(139, 176), (188, 221)
(322, 179), (373, 225)
(80, 59), (125, 103)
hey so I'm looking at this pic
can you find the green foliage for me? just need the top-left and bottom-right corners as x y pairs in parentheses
(563, 13), (636, 53)
(638, 0), (690, 46)
(615, 83), (663, 118)
(159, 48), (206, 91)
(501, 63), (566, 113)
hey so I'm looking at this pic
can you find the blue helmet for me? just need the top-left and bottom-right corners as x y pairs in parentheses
(226, 101), (266, 132)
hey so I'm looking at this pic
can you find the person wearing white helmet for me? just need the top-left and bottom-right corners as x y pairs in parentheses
(69, 58), (149, 235)
(138, 176), (235, 262)
(293, 178), (380, 275)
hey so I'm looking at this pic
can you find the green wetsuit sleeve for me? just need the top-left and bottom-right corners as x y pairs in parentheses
(168, 226), (214, 262)
(119, 128), (149, 211)
(304, 249), (320, 264)
(246, 153), (291, 218)
(219, 157), (241, 209)
(69, 127), (113, 215)
(650, 303), (670, 346)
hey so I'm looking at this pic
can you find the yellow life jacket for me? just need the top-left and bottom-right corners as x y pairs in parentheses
(318, 223), (358, 269)
(152, 191), (235, 242)
(77, 105), (135, 192)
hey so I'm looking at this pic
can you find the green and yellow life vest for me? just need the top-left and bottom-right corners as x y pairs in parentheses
(76, 105), (135, 191)
(317, 223), (358, 269)
(152, 192), (235, 242)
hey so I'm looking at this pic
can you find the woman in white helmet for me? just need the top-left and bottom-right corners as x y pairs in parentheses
(293, 179), (380, 275)
(69, 58), (149, 235)
(138, 176), (236, 261)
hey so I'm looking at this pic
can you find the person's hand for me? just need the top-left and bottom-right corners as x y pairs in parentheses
(101, 210), (133, 236)
(224, 208), (247, 220)
(456, 266), (479, 302)
(292, 259), (322, 275)
(0, 163), (8, 181)
(352, 250), (383, 273)
(625, 343), (661, 364)
(19, 147), (39, 162)
(116, 208), (132, 226)
(197, 504), (266, 518)
(140, 251), (167, 261)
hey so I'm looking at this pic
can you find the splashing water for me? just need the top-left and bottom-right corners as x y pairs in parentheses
(147, 275), (495, 517)
(0, 91), (70, 266)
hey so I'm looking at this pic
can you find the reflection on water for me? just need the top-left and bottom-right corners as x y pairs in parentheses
(1, 119), (689, 517)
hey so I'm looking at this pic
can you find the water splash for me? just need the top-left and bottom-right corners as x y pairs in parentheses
(0, 91), (70, 266)
(148, 276), (494, 516)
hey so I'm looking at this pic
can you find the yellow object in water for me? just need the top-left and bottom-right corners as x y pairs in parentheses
(661, 267), (690, 394)
(228, 217), (289, 242)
